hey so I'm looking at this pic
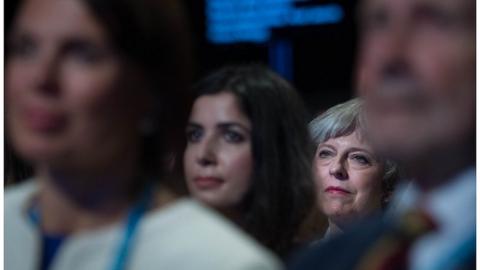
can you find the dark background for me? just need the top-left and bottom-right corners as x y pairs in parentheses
(184, 0), (359, 117)
(4, 0), (360, 183)
(5, 0), (360, 117)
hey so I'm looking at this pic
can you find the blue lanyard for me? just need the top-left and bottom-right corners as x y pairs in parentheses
(111, 185), (153, 270)
(29, 184), (154, 270)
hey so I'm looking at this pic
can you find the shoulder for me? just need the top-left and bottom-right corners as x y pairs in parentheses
(5, 180), (38, 226)
(5, 180), (38, 205)
(5, 180), (40, 270)
(288, 214), (391, 270)
(133, 198), (282, 270)
(5, 180), (38, 223)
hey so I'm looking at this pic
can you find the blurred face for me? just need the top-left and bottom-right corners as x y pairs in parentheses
(357, 0), (475, 166)
(6, 0), (147, 173)
(183, 92), (253, 210)
(313, 131), (384, 224)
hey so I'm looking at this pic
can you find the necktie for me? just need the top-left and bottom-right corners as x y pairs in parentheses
(357, 208), (437, 270)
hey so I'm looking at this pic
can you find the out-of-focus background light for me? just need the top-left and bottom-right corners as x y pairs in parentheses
(206, 0), (343, 44)
(185, 1), (359, 115)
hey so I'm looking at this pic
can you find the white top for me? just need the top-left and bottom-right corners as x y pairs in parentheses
(5, 181), (282, 270)
(388, 167), (475, 270)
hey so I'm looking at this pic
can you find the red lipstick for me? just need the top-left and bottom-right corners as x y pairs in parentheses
(24, 107), (66, 133)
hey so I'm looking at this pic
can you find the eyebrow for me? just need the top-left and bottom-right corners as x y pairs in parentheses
(319, 143), (373, 154)
(186, 122), (202, 129)
(187, 122), (251, 133)
(347, 147), (374, 155)
(218, 122), (251, 132)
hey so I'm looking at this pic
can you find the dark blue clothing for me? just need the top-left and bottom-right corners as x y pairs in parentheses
(41, 234), (66, 270)
(288, 214), (390, 270)
(288, 214), (475, 270)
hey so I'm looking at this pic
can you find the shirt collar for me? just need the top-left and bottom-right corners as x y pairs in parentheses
(387, 167), (475, 232)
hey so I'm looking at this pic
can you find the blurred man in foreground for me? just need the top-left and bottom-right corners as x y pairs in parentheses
(290, 0), (475, 268)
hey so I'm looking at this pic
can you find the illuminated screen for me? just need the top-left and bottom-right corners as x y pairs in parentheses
(206, 0), (344, 44)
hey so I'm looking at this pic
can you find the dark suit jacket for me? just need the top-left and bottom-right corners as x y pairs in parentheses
(288, 214), (475, 270)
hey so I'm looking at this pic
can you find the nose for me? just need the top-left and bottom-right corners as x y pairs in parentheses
(377, 21), (411, 81)
(329, 157), (348, 180)
(196, 136), (217, 167)
(29, 48), (61, 97)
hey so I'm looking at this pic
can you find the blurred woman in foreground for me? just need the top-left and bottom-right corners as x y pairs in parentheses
(5, 0), (280, 269)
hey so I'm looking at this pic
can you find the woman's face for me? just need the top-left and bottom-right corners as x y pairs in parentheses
(313, 130), (384, 224)
(6, 0), (147, 172)
(183, 92), (253, 210)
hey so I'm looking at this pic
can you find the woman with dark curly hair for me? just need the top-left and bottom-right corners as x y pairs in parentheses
(183, 64), (315, 257)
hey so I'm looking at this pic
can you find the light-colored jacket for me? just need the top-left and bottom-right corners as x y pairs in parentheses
(5, 181), (282, 270)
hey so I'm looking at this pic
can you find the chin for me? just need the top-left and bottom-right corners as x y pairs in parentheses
(13, 137), (69, 167)
(197, 194), (239, 212)
(191, 192), (220, 207)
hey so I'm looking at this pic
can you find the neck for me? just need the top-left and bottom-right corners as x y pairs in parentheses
(218, 207), (243, 225)
(326, 219), (344, 236)
(151, 183), (178, 210)
(35, 165), (142, 235)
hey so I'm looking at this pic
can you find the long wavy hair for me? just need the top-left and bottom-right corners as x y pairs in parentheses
(189, 64), (315, 256)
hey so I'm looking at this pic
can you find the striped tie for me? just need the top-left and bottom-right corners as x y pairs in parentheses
(357, 208), (437, 270)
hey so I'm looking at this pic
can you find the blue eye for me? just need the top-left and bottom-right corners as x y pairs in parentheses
(318, 150), (333, 159)
(351, 154), (370, 165)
